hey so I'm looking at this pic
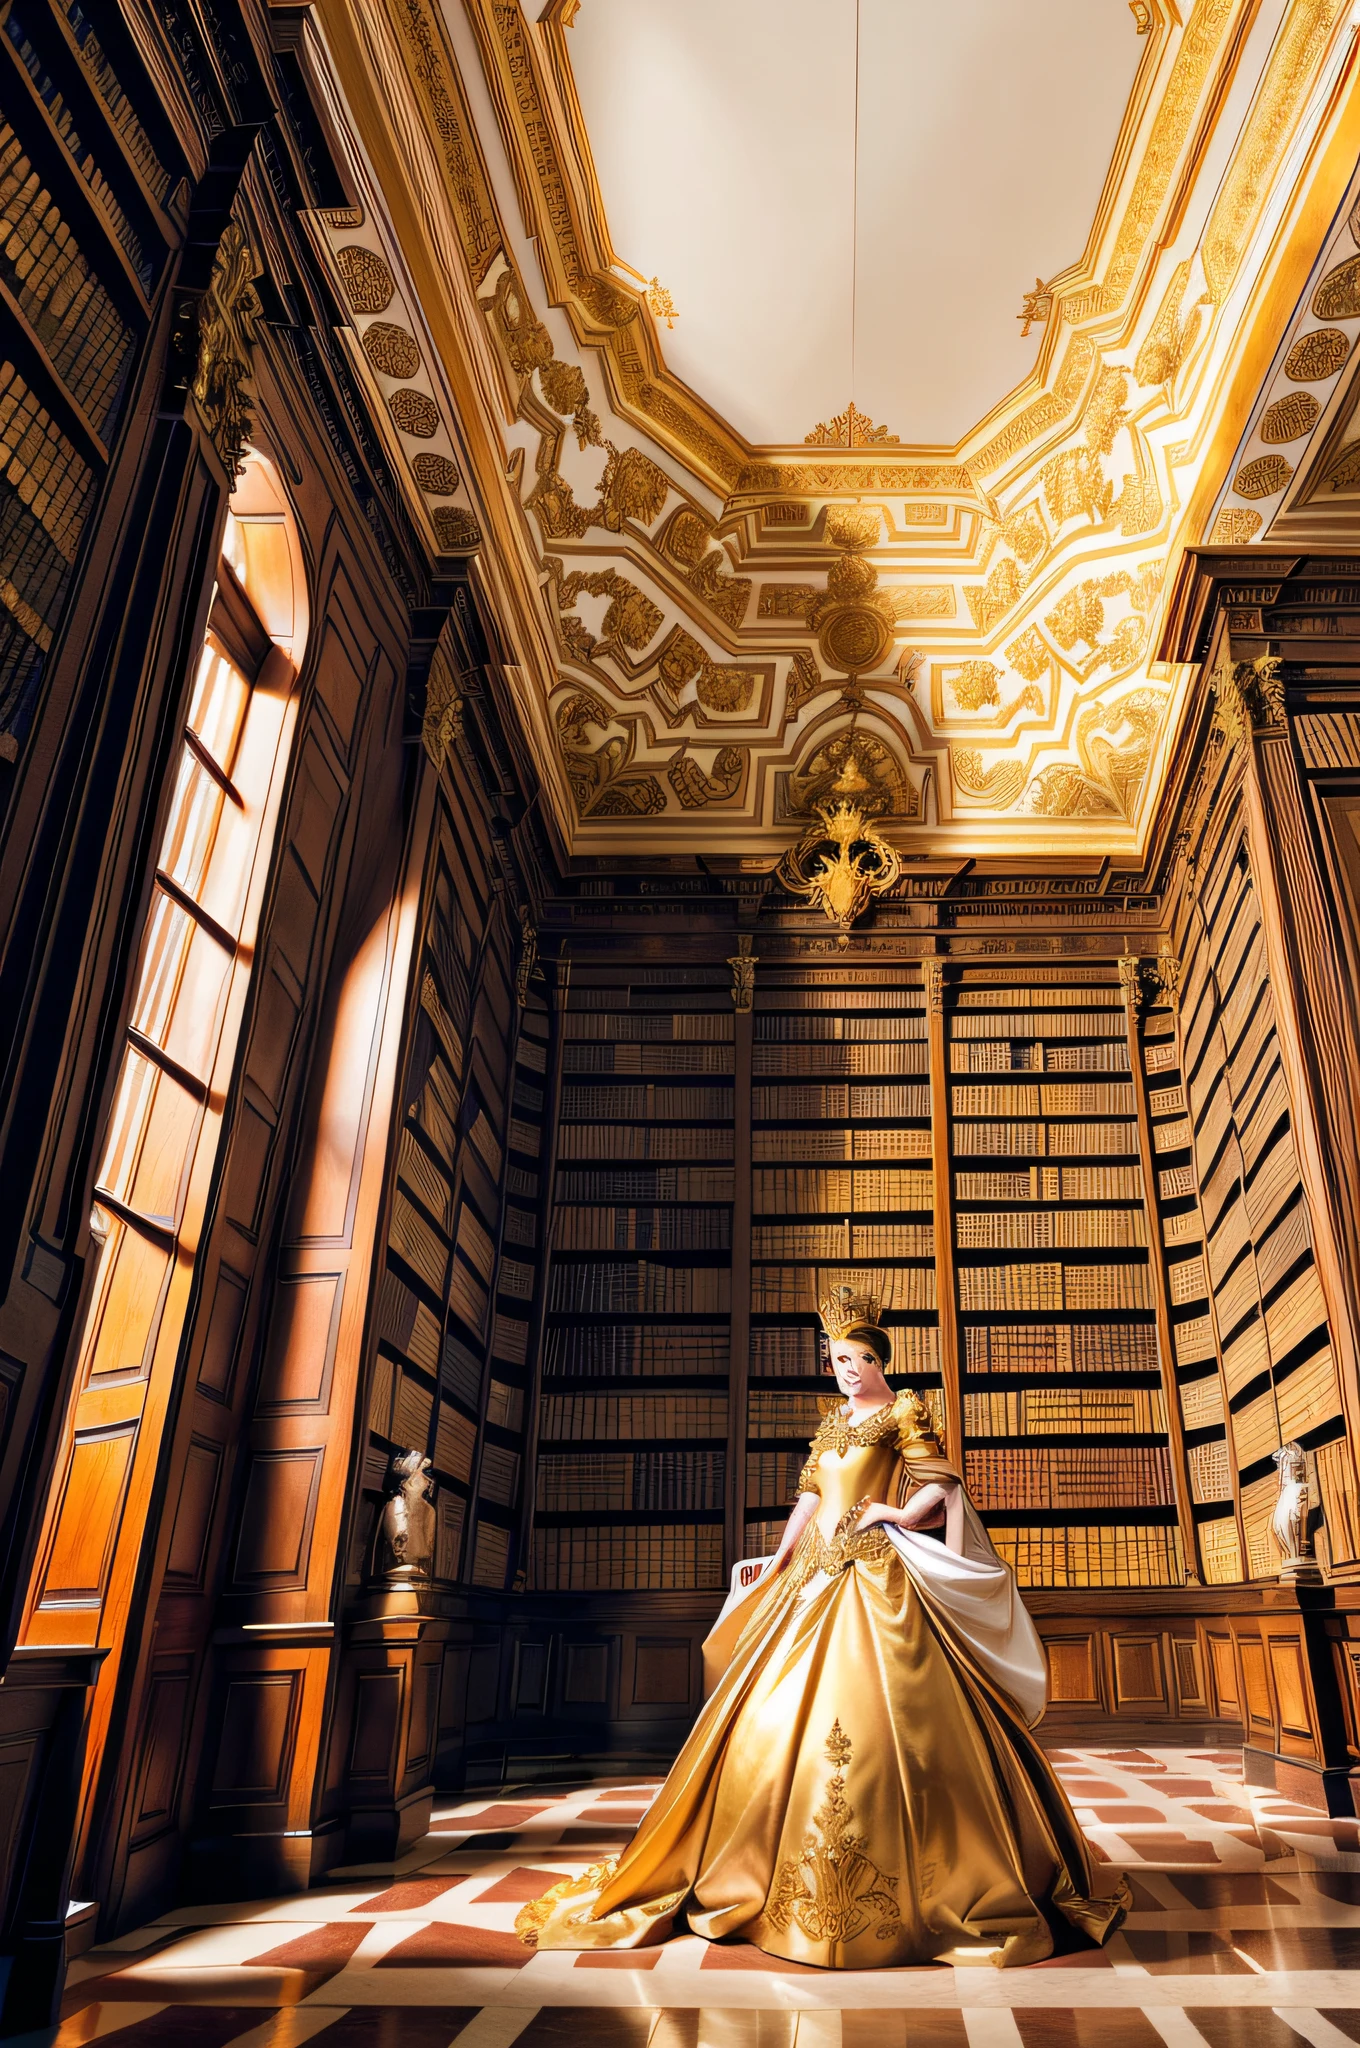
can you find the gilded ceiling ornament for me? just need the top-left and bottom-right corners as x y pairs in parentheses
(558, 568), (663, 661)
(668, 744), (745, 809)
(412, 453), (461, 494)
(336, 244), (395, 313)
(1314, 258), (1360, 324)
(363, 321), (422, 379)
(806, 513), (897, 680)
(390, 388), (440, 437)
(785, 651), (825, 717)
(432, 506), (481, 553)
(644, 276), (677, 328)
(1134, 260), (1206, 393)
(191, 221), (262, 478)
(1208, 507), (1263, 543)
(949, 661), (1002, 711)
(1017, 277), (1054, 338)
(1027, 686), (1166, 821)
(790, 728), (913, 821)
(1006, 625), (1051, 684)
(1233, 453), (1293, 499)
(804, 402), (900, 449)
(557, 689), (666, 817)
(951, 750), (1024, 809)
(1284, 328), (1349, 382)
(1260, 391), (1320, 443)
(777, 799), (903, 929)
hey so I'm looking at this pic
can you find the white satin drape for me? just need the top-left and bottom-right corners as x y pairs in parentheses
(704, 1488), (1048, 1727)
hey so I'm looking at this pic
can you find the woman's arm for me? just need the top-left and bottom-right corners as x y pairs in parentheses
(765, 1490), (817, 1572)
(857, 1481), (957, 1533)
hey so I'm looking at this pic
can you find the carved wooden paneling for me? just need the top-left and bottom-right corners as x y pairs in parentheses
(632, 1638), (692, 1707)
(349, 1671), (402, 1782)
(211, 1674), (302, 1807)
(255, 1274), (345, 1413)
(1112, 1634), (1168, 1712)
(1238, 1633), (1275, 1732)
(231, 1451), (324, 1590)
(127, 1669), (191, 1848)
(1172, 1635), (1209, 1713)
(1208, 1632), (1239, 1717)
(164, 1440), (222, 1588)
(1046, 1636), (1101, 1706)
(1267, 1633), (1315, 1748)
(562, 1641), (610, 1706)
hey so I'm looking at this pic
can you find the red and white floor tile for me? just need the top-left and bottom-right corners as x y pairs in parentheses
(31, 1749), (1360, 2048)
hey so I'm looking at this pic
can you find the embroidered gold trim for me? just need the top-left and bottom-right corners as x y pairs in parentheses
(764, 1721), (902, 1946)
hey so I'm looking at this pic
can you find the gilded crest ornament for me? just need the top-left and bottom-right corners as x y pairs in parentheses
(778, 800), (902, 929)
(192, 221), (262, 477)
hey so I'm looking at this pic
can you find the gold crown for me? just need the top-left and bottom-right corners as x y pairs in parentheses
(818, 1283), (883, 1342)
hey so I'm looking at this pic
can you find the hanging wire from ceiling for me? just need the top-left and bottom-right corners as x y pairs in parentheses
(851, 0), (861, 408)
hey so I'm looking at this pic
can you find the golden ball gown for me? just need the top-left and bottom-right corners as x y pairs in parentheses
(520, 1389), (1129, 1970)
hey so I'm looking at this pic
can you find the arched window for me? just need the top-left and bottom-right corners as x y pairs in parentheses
(22, 454), (308, 1681)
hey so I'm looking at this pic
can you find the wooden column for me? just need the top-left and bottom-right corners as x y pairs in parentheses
(924, 957), (962, 1456)
(725, 938), (755, 1573)
(1121, 954), (1203, 1583)
(1238, 679), (1360, 1486)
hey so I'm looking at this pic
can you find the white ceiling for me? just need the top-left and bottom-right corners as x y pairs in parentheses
(566, 0), (1143, 448)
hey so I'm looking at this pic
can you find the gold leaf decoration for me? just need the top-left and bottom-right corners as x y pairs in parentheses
(1233, 453), (1293, 499)
(432, 506), (480, 552)
(965, 557), (1022, 633)
(696, 666), (755, 713)
(804, 402), (899, 448)
(1314, 253), (1360, 321)
(336, 245), (395, 314)
(951, 750), (1025, 807)
(950, 661), (1002, 710)
(667, 744), (744, 808)
(778, 802), (904, 928)
(559, 569), (663, 656)
(1284, 327), (1350, 382)
(786, 651), (824, 715)
(192, 220), (262, 478)
(390, 388), (440, 437)
(759, 585), (816, 619)
(1005, 625), (1051, 682)
(1209, 507), (1263, 542)
(412, 453), (460, 494)
(363, 322), (422, 379)
(790, 731), (915, 820)
(1260, 391), (1320, 444)
(764, 1721), (902, 1944)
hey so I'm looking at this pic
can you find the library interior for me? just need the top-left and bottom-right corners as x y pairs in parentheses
(17, 0), (1360, 2040)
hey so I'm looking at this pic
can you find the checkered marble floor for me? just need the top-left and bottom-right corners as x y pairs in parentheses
(32, 1748), (1360, 2048)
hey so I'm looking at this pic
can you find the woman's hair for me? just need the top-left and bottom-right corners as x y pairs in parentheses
(831, 1321), (892, 1368)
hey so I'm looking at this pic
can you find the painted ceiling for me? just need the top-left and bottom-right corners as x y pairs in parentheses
(310, 0), (1360, 859)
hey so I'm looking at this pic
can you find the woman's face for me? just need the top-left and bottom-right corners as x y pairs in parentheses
(829, 1341), (889, 1401)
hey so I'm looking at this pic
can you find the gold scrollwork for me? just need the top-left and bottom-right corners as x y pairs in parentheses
(777, 800), (903, 928)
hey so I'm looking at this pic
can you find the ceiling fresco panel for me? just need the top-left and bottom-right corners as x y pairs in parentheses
(309, 0), (1360, 856)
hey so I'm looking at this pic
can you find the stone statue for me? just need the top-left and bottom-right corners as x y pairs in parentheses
(1271, 1442), (1322, 1584)
(376, 1450), (435, 1583)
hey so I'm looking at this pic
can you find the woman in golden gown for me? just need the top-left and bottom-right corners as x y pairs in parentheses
(521, 1293), (1128, 1970)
